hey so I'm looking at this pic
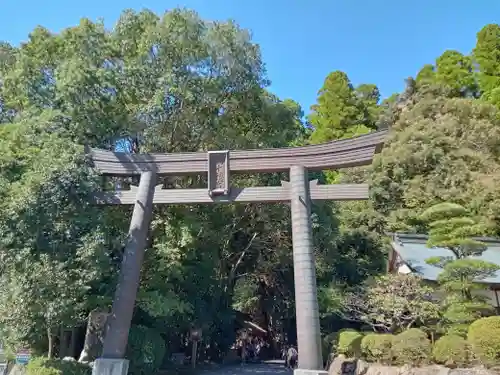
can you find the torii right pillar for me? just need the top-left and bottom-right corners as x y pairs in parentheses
(290, 165), (327, 375)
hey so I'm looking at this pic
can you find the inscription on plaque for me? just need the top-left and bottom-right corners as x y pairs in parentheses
(208, 151), (230, 197)
(215, 162), (225, 189)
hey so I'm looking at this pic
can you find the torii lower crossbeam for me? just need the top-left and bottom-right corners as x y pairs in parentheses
(94, 182), (369, 205)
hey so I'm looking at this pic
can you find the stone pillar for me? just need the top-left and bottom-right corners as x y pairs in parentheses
(289, 165), (325, 374)
(93, 170), (156, 375)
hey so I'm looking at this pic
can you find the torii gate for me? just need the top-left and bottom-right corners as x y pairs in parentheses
(89, 130), (387, 375)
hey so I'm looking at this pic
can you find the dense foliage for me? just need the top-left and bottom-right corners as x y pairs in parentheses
(341, 274), (439, 333)
(126, 325), (166, 375)
(432, 335), (470, 367)
(467, 316), (500, 367)
(1, 6), (500, 371)
(337, 330), (362, 358)
(330, 317), (500, 369)
(0, 8), (316, 361)
(360, 334), (393, 364)
(26, 357), (91, 375)
(392, 329), (432, 366)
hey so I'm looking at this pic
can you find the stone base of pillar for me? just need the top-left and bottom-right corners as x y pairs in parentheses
(294, 370), (328, 375)
(92, 358), (129, 375)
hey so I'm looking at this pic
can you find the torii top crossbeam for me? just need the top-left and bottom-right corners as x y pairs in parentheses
(88, 130), (387, 205)
(88, 130), (387, 176)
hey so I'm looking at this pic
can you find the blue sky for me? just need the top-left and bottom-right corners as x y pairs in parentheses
(1, 0), (499, 115)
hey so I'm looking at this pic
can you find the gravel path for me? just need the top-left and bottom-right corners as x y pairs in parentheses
(199, 361), (293, 375)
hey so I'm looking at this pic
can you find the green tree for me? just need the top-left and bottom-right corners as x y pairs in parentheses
(341, 274), (439, 333)
(473, 24), (500, 105)
(420, 202), (500, 336)
(434, 50), (476, 97)
(415, 64), (436, 89)
(308, 71), (375, 143)
(371, 95), (500, 234)
(354, 83), (381, 129)
(306, 71), (388, 331)
(376, 92), (399, 130)
(0, 112), (115, 356)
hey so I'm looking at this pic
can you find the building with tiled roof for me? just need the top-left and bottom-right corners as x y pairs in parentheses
(388, 233), (500, 309)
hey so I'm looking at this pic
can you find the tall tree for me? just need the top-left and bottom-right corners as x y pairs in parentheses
(415, 64), (436, 89)
(0, 112), (115, 354)
(308, 71), (374, 143)
(434, 50), (476, 97)
(354, 83), (381, 130)
(371, 95), (500, 233)
(473, 24), (500, 105)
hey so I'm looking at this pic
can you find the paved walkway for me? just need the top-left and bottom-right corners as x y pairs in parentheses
(200, 361), (292, 375)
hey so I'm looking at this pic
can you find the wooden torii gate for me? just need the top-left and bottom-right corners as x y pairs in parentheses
(89, 130), (387, 375)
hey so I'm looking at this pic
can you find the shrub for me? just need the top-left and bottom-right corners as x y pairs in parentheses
(392, 328), (431, 366)
(468, 316), (500, 368)
(361, 333), (393, 364)
(126, 325), (166, 375)
(322, 332), (339, 363)
(26, 357), (91, 375)
(432, 334), (470, 367)
(337, 330), (363, 357)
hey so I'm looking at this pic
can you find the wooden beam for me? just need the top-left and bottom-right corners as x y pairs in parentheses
(88, 130), (387, 176)
(310, 181), (368, 200)
(280, 180), (369, 201)
(93, 183), (369, 205)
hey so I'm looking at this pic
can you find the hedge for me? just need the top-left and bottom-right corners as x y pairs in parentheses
(468, 316), (500, 368)
(432, 334), (470, 368)
(392, 328), (431, 366)
(26, 357), (91, 375)
(337, 330), (363, 357)
(361, 333), (393, 364)
(126, 325), (167, 375)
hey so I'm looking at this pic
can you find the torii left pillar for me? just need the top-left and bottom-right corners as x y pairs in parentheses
(93, 171), (157, 375)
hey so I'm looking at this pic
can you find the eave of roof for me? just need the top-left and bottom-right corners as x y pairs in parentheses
(390, 232), (500, 284)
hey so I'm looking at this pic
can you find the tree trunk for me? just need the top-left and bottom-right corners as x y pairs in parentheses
(47, 327), (53, 359)
(70, 327), (77, 358)
(58, 326), (65, 358)
(78, 309), (110, 362)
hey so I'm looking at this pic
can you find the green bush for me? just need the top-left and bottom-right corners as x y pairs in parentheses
(337, 330), (363, 357)
(126, 325), (166, 375)
(392, 328), (431, 366)
(432, 334), (470, 367)
(468, 316), (500, 368)
(361, 333), (393, 364)
(26, 357), (91, 375)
